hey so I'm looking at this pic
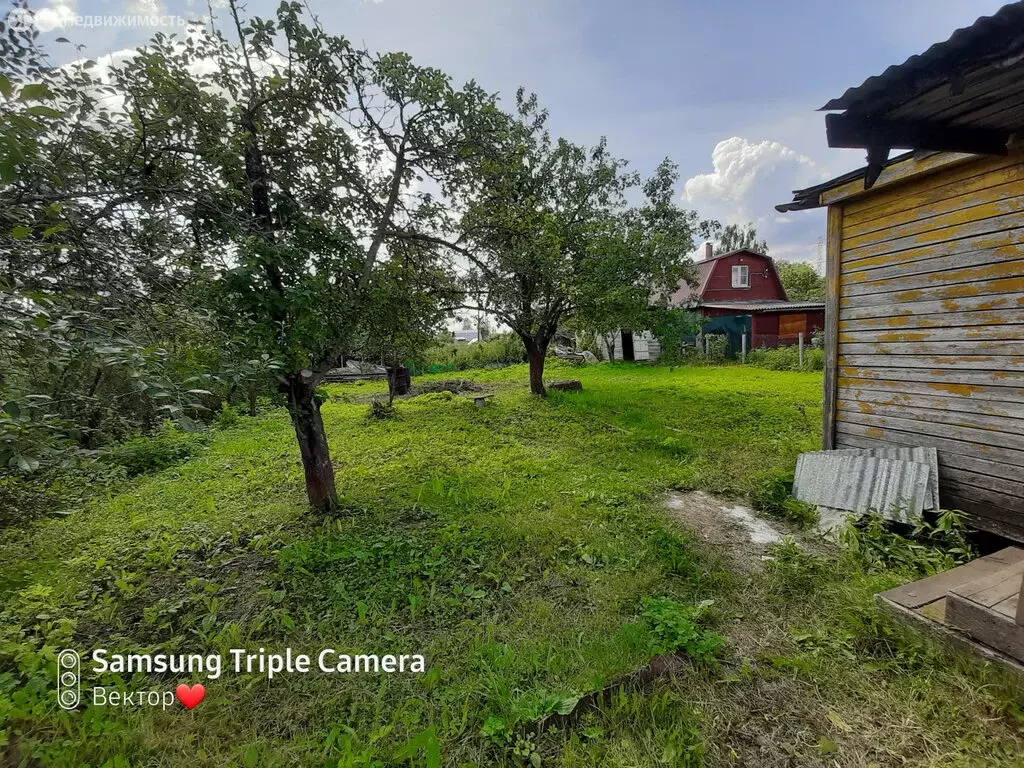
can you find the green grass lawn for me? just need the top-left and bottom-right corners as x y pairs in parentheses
(1, 363), (1022, 767)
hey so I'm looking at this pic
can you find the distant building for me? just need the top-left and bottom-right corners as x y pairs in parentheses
(451, 329), (486, 344)
(601, 244), (825, 360)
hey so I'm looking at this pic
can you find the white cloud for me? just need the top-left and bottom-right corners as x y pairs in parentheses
(682, 136), (833, 267)
(33, 0), (75, 32)
(126, 0), (166, 14)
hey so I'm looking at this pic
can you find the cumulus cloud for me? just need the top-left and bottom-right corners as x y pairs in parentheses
(126, 0), (166, 14)
(32, 0), (76, 32)
(682, 137), (832, 267)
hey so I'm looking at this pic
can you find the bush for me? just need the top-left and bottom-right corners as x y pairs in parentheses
(409, 391), (454, 404)
(765, 538), (828, 597)
(366, 399), (398, 420)
(746, 344), (824, 371)
(641, 597), (724, 662)
(411, 334), (524, 374)
(215, 403), (241, 428)
(840, 509), (974, 577)
(702, 334), (728, 363)
(750, 468), (819, 528)
(106, 422), (208, 476)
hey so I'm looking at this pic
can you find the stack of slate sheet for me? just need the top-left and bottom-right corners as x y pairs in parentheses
(793, 446), (939, 531)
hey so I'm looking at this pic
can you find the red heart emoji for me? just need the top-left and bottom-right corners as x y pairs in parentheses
(175, 683), (206, 710)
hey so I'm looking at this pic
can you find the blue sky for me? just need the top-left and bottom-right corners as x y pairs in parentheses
(20, 0), (1011, 267)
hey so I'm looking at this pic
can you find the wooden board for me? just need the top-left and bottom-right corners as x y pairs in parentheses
(843, 168), (1024, 236)
(952, 561), (1024, 609)
(840, 293), (1024, 322)
(841, 277), (1024, 309)
(836, 399), (1024, 437)
(946, 592), (1024, 662)
(880, 547), (1024, 609)
(840, 323), (1024, 344)
(778, 313), (806, 338)
(823, 205), (842, 451)
(875, 594), (1024, 680)
(843, 188), (1024, 251)
(836, 374), (1024, 404)
(834, 156), (1024, 541)
(821, 152), (982, 209)
(836, 387), (1024, 419)
(843, 259), (1024, 299)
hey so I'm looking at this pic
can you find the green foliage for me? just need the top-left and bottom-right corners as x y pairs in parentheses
(412, 334), (524, 374)
(647, 310), (701, 365)
(366, 399), (398, 420)
(714, 222), (766, 255)
(455, 96), (715, 394)
(765, 538), (827, 597)
(106, 422), (208, 477)
(215, 403), (242, 428)
(775, 260), (826, 301)
(641, 597), (724, 662)
(747, 344), (824, 371)
(702, 334), (728, 363)
(840, 509), (974, 577)
(750, 469), (819, 528)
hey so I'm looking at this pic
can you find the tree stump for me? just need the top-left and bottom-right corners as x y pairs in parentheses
(548, 379), (582, 392)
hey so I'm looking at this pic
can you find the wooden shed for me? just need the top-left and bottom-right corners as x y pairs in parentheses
(779, 2), (1024, 541)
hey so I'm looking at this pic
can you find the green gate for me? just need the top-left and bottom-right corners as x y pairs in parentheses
(700, 315), (752, 358)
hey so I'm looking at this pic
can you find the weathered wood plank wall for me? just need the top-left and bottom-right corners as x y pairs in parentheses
(829, 154), (1024, 539)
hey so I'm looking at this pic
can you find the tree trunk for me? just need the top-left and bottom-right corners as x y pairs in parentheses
(247, 387), (257, 417)
(280, 373), (338, 512)
(524, 338), (548, 397)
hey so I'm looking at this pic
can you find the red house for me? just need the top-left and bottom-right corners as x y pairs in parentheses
(667, 244), (825, 349)
(599, 245), (825, 360)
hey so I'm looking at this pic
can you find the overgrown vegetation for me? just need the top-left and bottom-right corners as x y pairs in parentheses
(746, 343), (825, 371)
(1, 364), (1020, 767)
(411, 334), (525, 374)
(750, 468), (819, 528)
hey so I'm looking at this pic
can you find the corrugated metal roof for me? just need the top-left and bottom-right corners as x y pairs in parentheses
(821, 2), (1024, 114)
(701, 300), (825, 312)
(793, 452), (932, 521)
(778, 2), (1024, 210)
(832, 446), (939, 510)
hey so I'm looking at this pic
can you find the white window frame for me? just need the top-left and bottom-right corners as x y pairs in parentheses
(731, 264), (750, 288)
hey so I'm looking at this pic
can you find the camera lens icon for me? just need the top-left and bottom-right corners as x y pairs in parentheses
(56, 650), (81, 710)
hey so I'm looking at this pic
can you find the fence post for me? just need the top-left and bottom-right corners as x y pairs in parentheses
(798, 332), (804, 368)
(705, 335), (710, 358)
(741, 332), (747, 363)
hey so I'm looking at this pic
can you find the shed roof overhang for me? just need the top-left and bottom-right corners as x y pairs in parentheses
(779, 1), (1024, 211)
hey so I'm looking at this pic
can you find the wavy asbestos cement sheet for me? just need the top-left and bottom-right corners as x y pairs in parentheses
(793, 453), (931, 521)
(830, 446), (939, 511)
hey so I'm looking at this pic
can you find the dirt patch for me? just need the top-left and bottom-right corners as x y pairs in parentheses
(408, 378), (483, 396)
(665, 490), (795, 573)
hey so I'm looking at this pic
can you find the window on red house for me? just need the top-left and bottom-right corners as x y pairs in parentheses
(731, 264), (749, 288)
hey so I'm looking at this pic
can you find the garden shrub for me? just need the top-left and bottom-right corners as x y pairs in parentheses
(702, 334), (728, 363)
(750, 468), (818, 528)
(746, 344), (824, 371)
(641, 597), (724, 662)
(106, 422), (208, 476)
(410, 334), (524, 374)
(840, 509), (974, 577)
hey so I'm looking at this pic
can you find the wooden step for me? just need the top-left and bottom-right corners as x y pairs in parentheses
(945, 559), (1024, 662)
(880, 546), (1024, 609)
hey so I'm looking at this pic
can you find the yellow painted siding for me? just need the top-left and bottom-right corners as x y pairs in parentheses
(831, 154), (1024, 540)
